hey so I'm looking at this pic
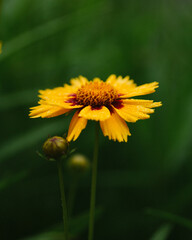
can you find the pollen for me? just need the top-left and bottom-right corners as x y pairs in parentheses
(76, 81), (118, 107)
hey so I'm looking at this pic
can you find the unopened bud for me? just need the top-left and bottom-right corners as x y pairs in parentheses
(68, 154), (90, 174)
(42, 136), (68, 159)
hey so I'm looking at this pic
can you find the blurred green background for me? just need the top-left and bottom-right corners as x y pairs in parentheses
(1, 0), (192, 239)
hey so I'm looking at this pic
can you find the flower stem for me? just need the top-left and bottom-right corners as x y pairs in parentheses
(88, 123), (100, 240)
(57, 159), (69, 240)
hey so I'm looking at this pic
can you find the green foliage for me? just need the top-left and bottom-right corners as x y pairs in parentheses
(147, 208), (192, 230)
(150, 224), (172, 240)
(21, 208), (102, 240)
(1, 0), (192, 239)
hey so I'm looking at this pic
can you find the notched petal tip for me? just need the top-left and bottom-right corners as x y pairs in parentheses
(119, 81), (160, 99)
(154, 101), (162, 107)
(29, 115), (41, 118)
(70, 75), (88, 87)
(67, 111), (88, 142)
(78, 106), (111, 121)
(100, 111), (131, 142)
(29, 104), (71, 118)
(106, 74), (116, 83)
(112, 98), (162, 123)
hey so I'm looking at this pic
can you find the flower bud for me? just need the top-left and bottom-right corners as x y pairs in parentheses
(68, 154), (90, 174)
(42, 136), (68, 159)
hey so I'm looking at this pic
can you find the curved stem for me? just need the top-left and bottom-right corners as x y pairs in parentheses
(88, 123), (100, 240)
(57, 159), (69, 240)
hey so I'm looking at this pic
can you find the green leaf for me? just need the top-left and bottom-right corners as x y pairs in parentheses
(0, 2), (107, 61)
(167, 97), (192, 171)
(149, 224), (172, 240)
(20, 231), (64, 240)
(146, 208), (192, 230)
(70, 207), (102, 237)
(20, 208), (103, 240)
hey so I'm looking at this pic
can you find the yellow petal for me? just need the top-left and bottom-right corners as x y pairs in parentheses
(106, 74), (136, 94)
(39, 86), (77, 97)
(79, 106), (110, 121)
(120, 82), (159, 98)
(67, 111), (87, 141)
(38, 86), (83, 109)
(30, 86), (83, 119)
(29, 105), (70, 118)
(112, 105), (138, 122)
(112, 99), (162, 122)
(106, 74), (116, 83)
(70, 76), (88, 87)
(100, 110), (131, 142)
(113, 105), (151, 122)
(93, 77), (102, 83)
(38, 96), (83, 109)
(123, 99), (162, 108)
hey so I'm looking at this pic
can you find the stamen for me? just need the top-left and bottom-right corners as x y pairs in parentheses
(76, 81), (118, 107)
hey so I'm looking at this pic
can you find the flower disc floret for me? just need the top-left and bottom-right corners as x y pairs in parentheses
(76, 81), (118, 107)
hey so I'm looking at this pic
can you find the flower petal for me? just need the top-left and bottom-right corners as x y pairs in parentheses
(38, 96), (83, 109)
(38, 85), (83, 109)
(113, 105), (150, 122)
(29, 105), (70, 118)
(39, 86), (75, 97)
(70, 76), (88, 87)
(119, 82), (159, 98)
(100, 110), (131, 142)
(123, 99), (162, 108)
(67, 111), (88, 141)
(79, 106), (111, 121)
(112, 99), (162, 122)
(106, 74), (136, 94)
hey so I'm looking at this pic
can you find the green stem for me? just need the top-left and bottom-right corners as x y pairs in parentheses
(57, 159), (69, 240)
(88, 123), (100, 240)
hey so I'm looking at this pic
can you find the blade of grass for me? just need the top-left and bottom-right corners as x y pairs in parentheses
(20, 232), (64, 240)
(167, 96), (192, 171)
(149, 224), (172, 240)
(146, 208), (192, 230)
(0, 2), (107, 61)
(20, 208), (103, 240)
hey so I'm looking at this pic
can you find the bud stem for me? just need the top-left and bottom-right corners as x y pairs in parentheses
(57, 159), (69, 240)
(88, 123), (100, 240)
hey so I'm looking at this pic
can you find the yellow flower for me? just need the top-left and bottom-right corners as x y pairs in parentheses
(29, 75), (162, 142)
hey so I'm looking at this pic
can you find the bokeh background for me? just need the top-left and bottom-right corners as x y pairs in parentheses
(1, 0), (192, 239)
